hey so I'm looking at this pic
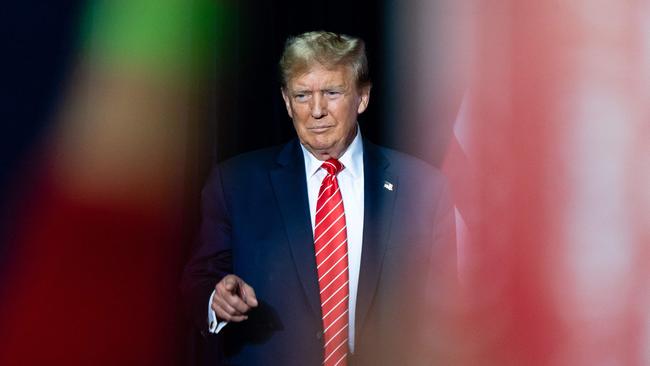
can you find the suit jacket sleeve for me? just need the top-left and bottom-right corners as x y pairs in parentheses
(181, 165), (232, 333)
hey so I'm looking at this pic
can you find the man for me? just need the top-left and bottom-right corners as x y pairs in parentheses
(181, 31), (456, 365)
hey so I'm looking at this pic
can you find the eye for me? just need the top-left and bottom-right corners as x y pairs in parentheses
(325, 90), (342, 98)
(293, 93), (309, 102)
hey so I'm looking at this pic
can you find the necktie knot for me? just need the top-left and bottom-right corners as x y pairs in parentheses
(321, 158), (343, 176)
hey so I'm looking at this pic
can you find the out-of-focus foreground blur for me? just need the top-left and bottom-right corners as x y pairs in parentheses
(1, 0), (648, 365)
(1, 1), (222, 364)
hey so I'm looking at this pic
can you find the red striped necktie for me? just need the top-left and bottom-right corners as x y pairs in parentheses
(314, 158), (349, 366)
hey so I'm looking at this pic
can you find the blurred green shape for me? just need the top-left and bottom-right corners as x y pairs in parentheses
(80, 0), (234, 76)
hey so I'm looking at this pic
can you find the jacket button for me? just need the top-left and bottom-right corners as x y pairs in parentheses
(316, 330), (323, 340)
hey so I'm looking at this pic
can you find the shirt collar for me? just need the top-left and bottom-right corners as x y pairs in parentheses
(301, 126), (363, 178)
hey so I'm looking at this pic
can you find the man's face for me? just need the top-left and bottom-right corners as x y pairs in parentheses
(282, 65), (370, 160)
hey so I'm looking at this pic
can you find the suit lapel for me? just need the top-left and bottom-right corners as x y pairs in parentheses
(269, 140), (322, 318)
(355, 140), (397, 341)
(268, 139), (397, 333)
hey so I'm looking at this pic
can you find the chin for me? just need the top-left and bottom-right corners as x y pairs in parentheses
(304, 141), (334, 156)
(306, 137), (333, 149)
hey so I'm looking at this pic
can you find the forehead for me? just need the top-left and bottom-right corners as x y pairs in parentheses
(287, 64), (353, 89)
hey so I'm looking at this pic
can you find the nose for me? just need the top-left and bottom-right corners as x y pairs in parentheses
(310, 92), (327, 119)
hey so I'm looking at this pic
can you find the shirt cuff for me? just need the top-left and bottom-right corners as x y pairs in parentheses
(207, 290), (228, 333)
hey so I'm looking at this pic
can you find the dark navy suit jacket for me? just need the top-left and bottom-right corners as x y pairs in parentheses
(181, 138), (456, 365)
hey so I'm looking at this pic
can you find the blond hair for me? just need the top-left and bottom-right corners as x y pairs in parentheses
(279, 31), (370, 89)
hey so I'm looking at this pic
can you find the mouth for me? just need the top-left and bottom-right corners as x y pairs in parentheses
(308, 125), (334, 133)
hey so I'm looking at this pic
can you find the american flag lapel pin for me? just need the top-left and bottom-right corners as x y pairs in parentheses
(383, 181), (393, 191)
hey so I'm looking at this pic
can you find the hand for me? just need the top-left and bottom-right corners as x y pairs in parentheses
(212, 274), (258, 322)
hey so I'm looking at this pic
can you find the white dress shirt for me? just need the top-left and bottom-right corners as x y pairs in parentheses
(208, 128), (365, 353)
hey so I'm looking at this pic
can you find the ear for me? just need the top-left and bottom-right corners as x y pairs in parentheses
(357, 84), (371, 114)
(281, 88), (293, 119)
